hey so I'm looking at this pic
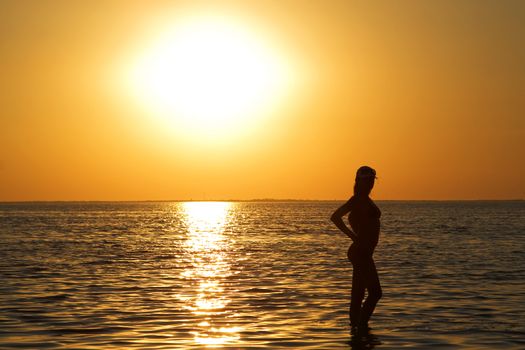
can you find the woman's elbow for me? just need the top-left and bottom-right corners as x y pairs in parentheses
(330, 213), (339, 223)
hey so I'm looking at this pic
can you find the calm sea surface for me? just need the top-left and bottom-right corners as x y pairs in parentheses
(0, 201), (524, 349)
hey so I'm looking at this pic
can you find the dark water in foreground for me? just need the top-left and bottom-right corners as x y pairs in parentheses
(0, 201), (524, 349)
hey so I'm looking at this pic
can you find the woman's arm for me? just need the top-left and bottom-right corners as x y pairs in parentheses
(330, 199), (358, 241)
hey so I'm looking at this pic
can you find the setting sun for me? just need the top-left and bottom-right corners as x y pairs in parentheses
(126, 14), (292, 139)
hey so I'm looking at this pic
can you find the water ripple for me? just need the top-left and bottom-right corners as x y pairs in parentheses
(0, 201), (524, 349)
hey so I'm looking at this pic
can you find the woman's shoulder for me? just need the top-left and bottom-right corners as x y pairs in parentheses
(351, 195), (368, 203)
(348, 195), (368, 209)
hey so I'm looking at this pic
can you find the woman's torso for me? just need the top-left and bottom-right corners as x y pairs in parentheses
(348, 196), (381, 255)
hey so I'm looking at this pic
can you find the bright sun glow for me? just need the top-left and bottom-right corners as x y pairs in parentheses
(128, 15), (292, 139)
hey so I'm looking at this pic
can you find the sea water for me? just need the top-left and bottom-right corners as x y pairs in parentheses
(0, 201), (524, 349)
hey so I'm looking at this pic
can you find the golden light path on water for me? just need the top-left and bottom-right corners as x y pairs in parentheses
(180, 202), (241, 346)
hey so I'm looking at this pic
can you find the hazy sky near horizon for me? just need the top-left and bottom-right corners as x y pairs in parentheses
(1, 0), (524, 200)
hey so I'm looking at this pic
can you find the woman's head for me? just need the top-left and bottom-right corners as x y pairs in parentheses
(354, 166), (377, 196)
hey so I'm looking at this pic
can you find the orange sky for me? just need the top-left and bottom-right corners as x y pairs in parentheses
(1, 1), (524, 201)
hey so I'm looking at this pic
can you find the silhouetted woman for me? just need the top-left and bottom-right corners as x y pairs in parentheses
(330, 166), (382, 334)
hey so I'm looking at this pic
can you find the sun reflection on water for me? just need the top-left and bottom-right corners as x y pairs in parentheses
(180, 202), (240, 346)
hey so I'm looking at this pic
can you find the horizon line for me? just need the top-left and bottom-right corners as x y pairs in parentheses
(0, 198), (523, 203)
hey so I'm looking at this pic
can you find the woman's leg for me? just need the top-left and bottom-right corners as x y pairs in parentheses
(360, 258), (382, 327)
(349, 261), (366, 328)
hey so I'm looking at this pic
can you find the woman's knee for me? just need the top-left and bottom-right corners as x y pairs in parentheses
(369, 287), (382, 301)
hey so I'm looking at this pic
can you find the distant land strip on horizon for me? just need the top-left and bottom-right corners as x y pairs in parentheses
(0, 199), (523, 203)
